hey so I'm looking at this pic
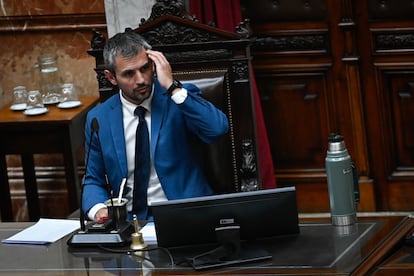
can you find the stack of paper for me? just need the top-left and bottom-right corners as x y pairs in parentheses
(2, 218), (80, 245)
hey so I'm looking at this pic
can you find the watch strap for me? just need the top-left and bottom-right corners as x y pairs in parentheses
(167, 79), (183, 95)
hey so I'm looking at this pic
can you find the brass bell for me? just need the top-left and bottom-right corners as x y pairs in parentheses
(131, 231), (147, 251)
(130, 214), (148, 254)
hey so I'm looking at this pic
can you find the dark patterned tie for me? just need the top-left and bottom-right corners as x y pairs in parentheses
(132, 106), (150, 219)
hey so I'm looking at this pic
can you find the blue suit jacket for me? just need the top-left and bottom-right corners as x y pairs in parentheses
(82, 79), (229, 217)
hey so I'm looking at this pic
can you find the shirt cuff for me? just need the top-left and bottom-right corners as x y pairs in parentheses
(87, 203), (107, 221)
(170, 87), (187, 104)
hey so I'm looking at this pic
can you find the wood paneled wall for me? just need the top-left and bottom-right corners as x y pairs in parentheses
(0, 0), (106, 220)
(3, 0), (414, 220)
(240, 0), (414, 212)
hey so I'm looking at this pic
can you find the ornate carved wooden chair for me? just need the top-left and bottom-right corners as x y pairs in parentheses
(87, 0), (261, 193)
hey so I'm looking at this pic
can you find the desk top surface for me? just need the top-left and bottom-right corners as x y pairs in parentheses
(0, 96), (99, 125)
(0, 215), (412, 275)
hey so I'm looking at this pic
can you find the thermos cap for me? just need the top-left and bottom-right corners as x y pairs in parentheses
(328, 133), (345, 152)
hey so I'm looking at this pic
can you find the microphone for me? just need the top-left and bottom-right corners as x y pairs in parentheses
(91, 118), (118, 224)
(91, 118), (115, 211)
(79, 117), (99, 232)
(68, 117), (134, 248)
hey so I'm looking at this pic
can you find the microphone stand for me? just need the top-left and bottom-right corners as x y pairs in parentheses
(94, 120), (118, 230)
(67, 118), (134, 248)
(79, 117), (98, 232)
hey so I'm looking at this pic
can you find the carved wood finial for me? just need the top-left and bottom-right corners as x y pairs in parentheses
(91, 30), (106, 49)
(236, 19), (252, 39)
(140, 0), (197, 25)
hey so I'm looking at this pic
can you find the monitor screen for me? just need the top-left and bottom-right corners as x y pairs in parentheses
(151, 186), (300, 249)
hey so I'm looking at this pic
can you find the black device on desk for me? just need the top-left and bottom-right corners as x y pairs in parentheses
(151, 186), (300, 270)
(67, 117), (134, 248)
(67, 222), (134, 248)
(67, 204), (135, 248)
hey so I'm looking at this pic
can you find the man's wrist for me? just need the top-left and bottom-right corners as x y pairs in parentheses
(88, 203), (107, 221)
(167, 79), (183, 96)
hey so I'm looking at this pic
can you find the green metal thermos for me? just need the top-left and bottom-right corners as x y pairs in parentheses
(325, 133), (359, 226)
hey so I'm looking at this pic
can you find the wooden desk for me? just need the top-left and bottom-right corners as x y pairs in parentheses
(0, 97), (99, 221)
(0, 214), (413, 275)
(372, 214), (414, 275)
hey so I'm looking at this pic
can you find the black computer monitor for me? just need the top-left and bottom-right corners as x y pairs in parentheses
(151, 186), (299, 269)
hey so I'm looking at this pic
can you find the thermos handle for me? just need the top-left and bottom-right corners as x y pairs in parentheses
(351, 161), (360, 203)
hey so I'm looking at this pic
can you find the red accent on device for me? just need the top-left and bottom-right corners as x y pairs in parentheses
(97, 216), (109, 224)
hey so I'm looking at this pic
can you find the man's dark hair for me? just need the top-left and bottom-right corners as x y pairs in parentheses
(103, 31), (152, 74)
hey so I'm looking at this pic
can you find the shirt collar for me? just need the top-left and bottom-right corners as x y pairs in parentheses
(119, 86), (153, 116)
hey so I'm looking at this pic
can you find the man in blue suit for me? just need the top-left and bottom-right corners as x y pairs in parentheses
(82, 32), (229, 221)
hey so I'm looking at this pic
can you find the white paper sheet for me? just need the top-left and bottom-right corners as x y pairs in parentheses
(141, 221), (157, 245)
(2, 218), (80, 245)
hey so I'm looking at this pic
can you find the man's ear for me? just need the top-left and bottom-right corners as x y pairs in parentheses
(104, 69), (118, 86)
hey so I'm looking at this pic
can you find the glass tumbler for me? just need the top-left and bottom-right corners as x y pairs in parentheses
(61, 83), (78, 102)
(26, 90), (44, 110)
(11, 86), (28, 111)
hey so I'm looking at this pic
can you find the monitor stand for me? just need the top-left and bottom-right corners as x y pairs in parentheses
(190, 225), (273, 270)
(189, 243), (271, 270)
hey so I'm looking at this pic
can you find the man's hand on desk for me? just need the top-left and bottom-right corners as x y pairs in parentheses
(94, 207), (109, 222)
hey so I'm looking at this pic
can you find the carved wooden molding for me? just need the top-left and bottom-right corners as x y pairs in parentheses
(164, 49), (232, 63)
(139, 21), (222, 45)
(374, 33), (414, 51)
(240, 139), (258, 192)
(0, 13), (106, 33)
(141, 0), (252, 38)
(252, 34), (327, 52)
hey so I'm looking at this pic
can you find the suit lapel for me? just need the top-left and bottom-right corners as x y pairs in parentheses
(150, 80), (168, 157)
(108, 95), (128, 177)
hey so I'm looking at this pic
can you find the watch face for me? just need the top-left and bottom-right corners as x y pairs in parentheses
(168, 79), (183, 94)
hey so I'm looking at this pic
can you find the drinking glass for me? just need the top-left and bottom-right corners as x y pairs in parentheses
(10, 86), (28, 111)
(57, 83), (82, 108)
(60, 83), (78, 102)
(26, 90), (44, 109)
